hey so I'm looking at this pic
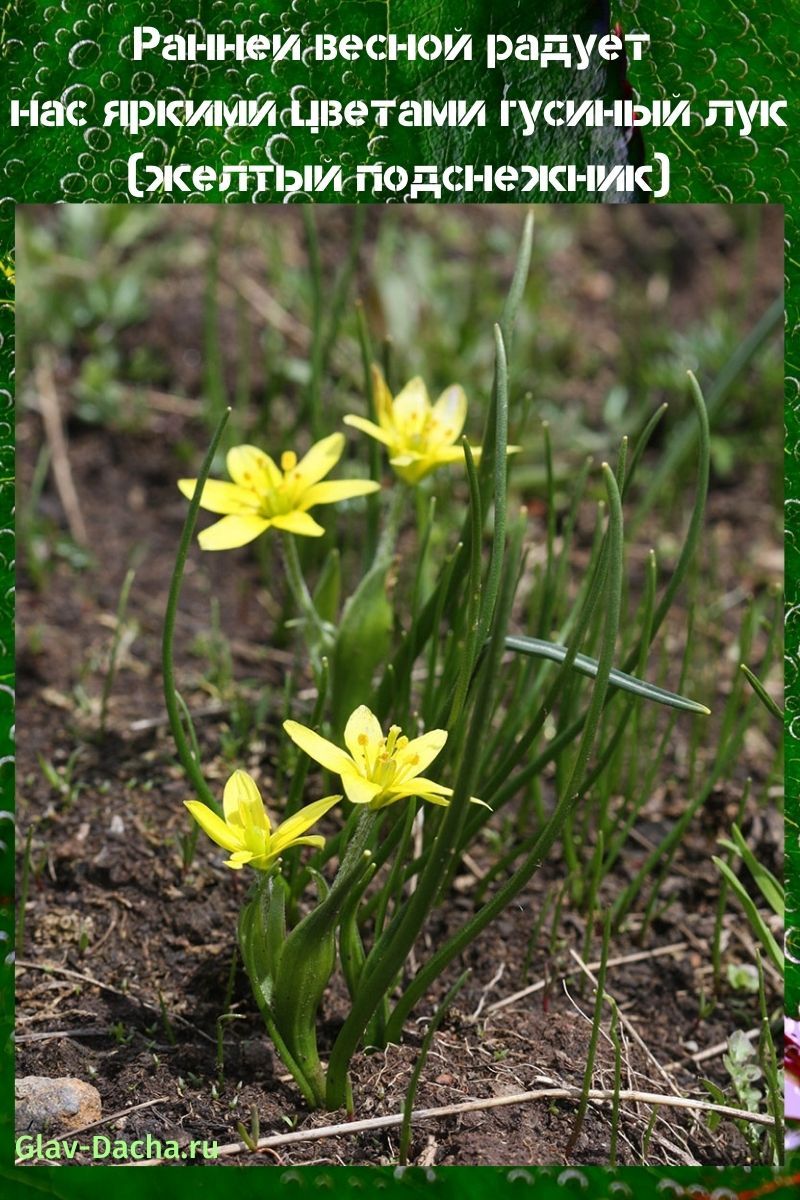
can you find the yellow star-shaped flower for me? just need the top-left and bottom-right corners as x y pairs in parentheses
(185, 770), (340, 871)
(344, 367), (518, 486)
(284, 704), (486, 811)
(178, 433), (380, 550)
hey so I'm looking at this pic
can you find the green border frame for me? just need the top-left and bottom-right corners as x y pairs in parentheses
(1, 0), (797, 1193)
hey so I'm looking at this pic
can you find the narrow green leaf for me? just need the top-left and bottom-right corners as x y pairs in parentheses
(712, 857), (783, 973)
(504, 635), (710, 715)
(331, 560), (393, 737)
(718, 824), (784, 918)
(312, 547), (341, 625)
(398, 970), (470, 1166)
(739, 663), (783, 722)
(162, 407), (230, 815)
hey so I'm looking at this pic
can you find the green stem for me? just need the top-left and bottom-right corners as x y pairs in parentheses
(282, 533), (334, 666)
(270, 812), (378, 1107)
(375, 483), (407, 567)
(162, 408), (230, 814)
(303, 209), (324, 440)
(355, 300), (382, 563)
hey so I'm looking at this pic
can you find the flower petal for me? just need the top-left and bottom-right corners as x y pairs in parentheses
(416, 792), (451, 807)
(389, 453), (422, 467)
(224, 849), (256, 870)
(185, 800), (243, 853)
(301, 479), (381, 508)
(227, 445), (282, 490)
(272, 835), (326, 854)
(390, 459), (428, 485)
(223, 770), (270, 833)
(438, 445), (480, 466)
(343, 414), (395, 447)
(344, 705), (385, 764)
(431, 385), (467, 445)
(270, 510), (326, 537)
(394, 729), (448, 781)
(198, 514), (271, 550)
(370, 365), (395, 430)
(388, 777), (453, 800)
(289, 432), (345, 489)
(283, 720), (356, 775)
(270, 794), (341, 854)
(392, 377), (431, 433)
(178, 478), (259, 515)
(343, 774), (384, 806)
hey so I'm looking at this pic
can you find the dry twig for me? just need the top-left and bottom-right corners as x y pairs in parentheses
(486, 940), (689, 1014)
(131, 1085), (775, 1165)
(35, 354), (88, 544)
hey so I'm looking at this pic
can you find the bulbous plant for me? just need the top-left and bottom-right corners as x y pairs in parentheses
(163, 216), (712, 1111)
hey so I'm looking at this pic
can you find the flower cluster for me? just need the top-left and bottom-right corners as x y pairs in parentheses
(181, 380), (496, 869)
(187, 706), (481, 871)
(180, 372), (499, 550)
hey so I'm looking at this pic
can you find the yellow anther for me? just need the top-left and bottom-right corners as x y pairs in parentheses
(281, 450), (298, 472)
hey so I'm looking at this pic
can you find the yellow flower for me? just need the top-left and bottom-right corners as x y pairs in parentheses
(178, 433), (380, 550)
(185, 770), (340, 871)
(283, 704), (485, 811)
(344, 367), (517, 485)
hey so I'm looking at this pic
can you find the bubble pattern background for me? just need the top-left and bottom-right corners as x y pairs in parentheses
(0, 0), (798, 1189)
(0, 0), (624, 209)
(0, 1164), (798, 1195)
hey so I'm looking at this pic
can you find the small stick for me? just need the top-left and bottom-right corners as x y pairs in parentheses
(35, 353), (88, 545)
(131, 1085), (775, 1165)
(666, 1026), (760, 1070)
(469, 963), (505, 1022)
(226, 276), (304, 338)
(129, 704), (226, 732)
(14, 1028), (111, 1043)
(567, 947), (679, 1094)
(487, 940), (689, 1014)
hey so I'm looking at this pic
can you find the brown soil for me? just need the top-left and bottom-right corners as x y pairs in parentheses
(15, 207), (782, 1167)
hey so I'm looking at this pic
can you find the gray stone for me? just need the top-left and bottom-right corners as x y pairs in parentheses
(15, 1076), (102, 1132)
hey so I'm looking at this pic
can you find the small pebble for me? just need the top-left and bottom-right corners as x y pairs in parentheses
(109, 814), (126, 838)
(15, 1076), (102, 1133)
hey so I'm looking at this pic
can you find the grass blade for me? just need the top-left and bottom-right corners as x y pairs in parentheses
(504, 635), (709, 715)
(162, 408), (231, 815)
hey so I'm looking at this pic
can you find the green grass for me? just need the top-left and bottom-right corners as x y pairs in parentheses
(17, 205), (783, 1154)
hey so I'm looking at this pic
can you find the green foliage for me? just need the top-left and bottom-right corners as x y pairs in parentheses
(714, 821), (784, 975)
(154, 214), (782, 1123)
(10, 202), (762, 1146)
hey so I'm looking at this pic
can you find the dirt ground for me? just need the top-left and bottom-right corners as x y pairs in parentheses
(15, 206), (783, 1166)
